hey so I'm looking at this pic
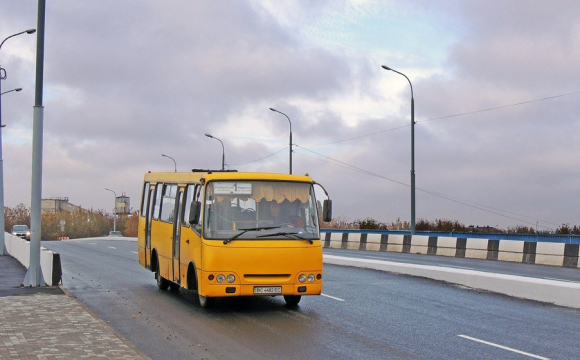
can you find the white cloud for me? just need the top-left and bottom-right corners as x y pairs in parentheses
(1, 0), (579, 231)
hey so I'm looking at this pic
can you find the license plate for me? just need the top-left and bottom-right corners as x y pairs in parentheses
(254, 286), (282, 294)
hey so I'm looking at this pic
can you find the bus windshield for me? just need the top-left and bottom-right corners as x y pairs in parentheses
(203, 180), (320, 240)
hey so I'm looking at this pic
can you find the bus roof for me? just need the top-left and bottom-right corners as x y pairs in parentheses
(143, 171), (313, 184)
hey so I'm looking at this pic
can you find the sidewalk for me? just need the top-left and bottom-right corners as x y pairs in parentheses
(0, 255), (149, 359)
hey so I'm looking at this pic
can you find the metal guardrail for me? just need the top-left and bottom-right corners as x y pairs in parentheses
(320, 228), (580, 244)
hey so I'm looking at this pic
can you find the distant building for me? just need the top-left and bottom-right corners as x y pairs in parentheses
(41, 197), (83, 214)
(115, 195), (130, 215)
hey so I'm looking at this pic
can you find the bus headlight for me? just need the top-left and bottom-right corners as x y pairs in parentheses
(227, 274), (235, 283)
(299, 274), (306, 283)
(307, 274), (315, 282)
(216, 274), (225, 283)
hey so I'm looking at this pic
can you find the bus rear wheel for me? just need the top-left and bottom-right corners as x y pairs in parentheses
(284, 295), (301, 307)
(156, 265), (169, 291)
(198, 294), (216, 308)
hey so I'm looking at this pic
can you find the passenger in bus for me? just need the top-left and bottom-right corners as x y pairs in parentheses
(268, 200), (302, 227)
(269, 201), (286, 223)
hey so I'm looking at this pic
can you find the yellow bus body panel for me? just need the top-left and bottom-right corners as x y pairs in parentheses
(137, 215), (146, 267)
(198, 240), (323, 298)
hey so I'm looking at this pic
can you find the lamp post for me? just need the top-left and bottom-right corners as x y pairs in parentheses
(161, 154), (177, 172)
(1, 87), (22, 96)
(105, 188), (117, 232)
(205, 133), (225, 170)
(0, 29), (35, 256)
(269, 108), (292, 174)
(382, 65), (416, 234)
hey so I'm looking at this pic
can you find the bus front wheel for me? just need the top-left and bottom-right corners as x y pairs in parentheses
(198, 294), (216, 308)
(284, 295), (301, 307)
(156, 264), (170, 291)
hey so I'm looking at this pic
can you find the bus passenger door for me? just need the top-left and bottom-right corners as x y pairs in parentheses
(180, 184), (202, 288)
(145, 186), (155, 269)
(172, 190), (184, 283)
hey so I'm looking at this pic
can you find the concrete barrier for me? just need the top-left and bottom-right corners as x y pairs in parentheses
(324, 254), (580, 309)
(4, 232), (62, 286)
(321, 231), (580, 269)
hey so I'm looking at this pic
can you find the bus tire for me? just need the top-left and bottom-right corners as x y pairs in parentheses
(284, 295), (301, 307)
(198, 294), (216, 308)
(156, 263), (170, 291)
(169, 282), (180, 292)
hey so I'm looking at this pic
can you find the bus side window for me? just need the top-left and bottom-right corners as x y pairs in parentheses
(160, 184), (178, 223)
(153, 183), (163, 220)
(140, 182), (150, 217)
(182, 184), (196, 228)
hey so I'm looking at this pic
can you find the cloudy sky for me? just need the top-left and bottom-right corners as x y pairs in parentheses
(1, 1), (579, 231)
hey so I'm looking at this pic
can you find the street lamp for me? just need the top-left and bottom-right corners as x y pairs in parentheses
(205, 133), (225, 170)
(161, 154), (177, 172)
(382, 65), (416, 235)
(0, 29), (35, 256)
(105, 188), (117, 232)
(269, 108), (293, 174)
(1, 87), (22, 96)
(0, 88), (22, 130)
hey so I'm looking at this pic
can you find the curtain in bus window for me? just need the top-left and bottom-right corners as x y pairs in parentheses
(215, 181), (310, 204)
(248, 182), (310, 204)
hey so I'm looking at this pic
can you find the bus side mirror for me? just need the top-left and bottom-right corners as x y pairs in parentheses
(188, 201), (201, 225)
(323, 199), (332, 222)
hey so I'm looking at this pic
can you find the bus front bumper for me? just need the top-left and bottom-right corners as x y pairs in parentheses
(202, 283), (322, 298)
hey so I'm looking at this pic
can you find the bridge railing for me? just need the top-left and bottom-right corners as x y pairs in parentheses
(321, 228), (580, 244)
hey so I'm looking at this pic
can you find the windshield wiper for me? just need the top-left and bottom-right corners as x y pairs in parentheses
(256, 231), (313, 244)
(223, 226), (281, 245)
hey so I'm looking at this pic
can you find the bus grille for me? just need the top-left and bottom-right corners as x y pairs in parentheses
(243, 274), (292, 283)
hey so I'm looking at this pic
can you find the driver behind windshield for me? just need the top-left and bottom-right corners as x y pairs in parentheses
(269, 201), (288, 224)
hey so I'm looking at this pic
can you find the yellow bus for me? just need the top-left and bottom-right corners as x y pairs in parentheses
(137, 170), (332, 307)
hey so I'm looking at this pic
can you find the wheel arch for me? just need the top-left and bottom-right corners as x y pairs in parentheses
(150, 249), (159, 273)
(187, 261), (198, 291)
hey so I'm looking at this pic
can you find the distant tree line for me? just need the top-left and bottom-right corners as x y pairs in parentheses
(320, 216), (580, 235)
(4, 204), (138, 240)
(7, 203), (578, 237)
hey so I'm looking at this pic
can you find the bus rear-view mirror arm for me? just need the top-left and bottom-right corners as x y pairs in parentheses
(189, 201), (201, 225)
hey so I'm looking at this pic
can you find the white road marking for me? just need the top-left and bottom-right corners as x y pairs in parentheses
(458, 335), (549, 360)
(108, 246), (117, 250)
(321, 293), (345, 302)
(131, 251), (138, 254)
(89, 243), (96, 245)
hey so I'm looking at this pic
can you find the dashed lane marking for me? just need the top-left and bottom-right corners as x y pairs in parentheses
(107, 246), (117, 250)
(458, 335), (549, 359)
(131, 251), (138, 254)
(321, 293), (345, 302)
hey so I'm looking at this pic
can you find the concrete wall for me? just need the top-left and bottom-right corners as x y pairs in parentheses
(321, 231), (580, 269)
(4, 232), (62, 286)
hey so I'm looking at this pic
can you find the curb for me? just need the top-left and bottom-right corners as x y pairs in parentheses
(324, 254), (580, 309)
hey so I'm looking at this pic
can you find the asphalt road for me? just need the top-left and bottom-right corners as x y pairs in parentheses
(44, 239), (580, 359)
